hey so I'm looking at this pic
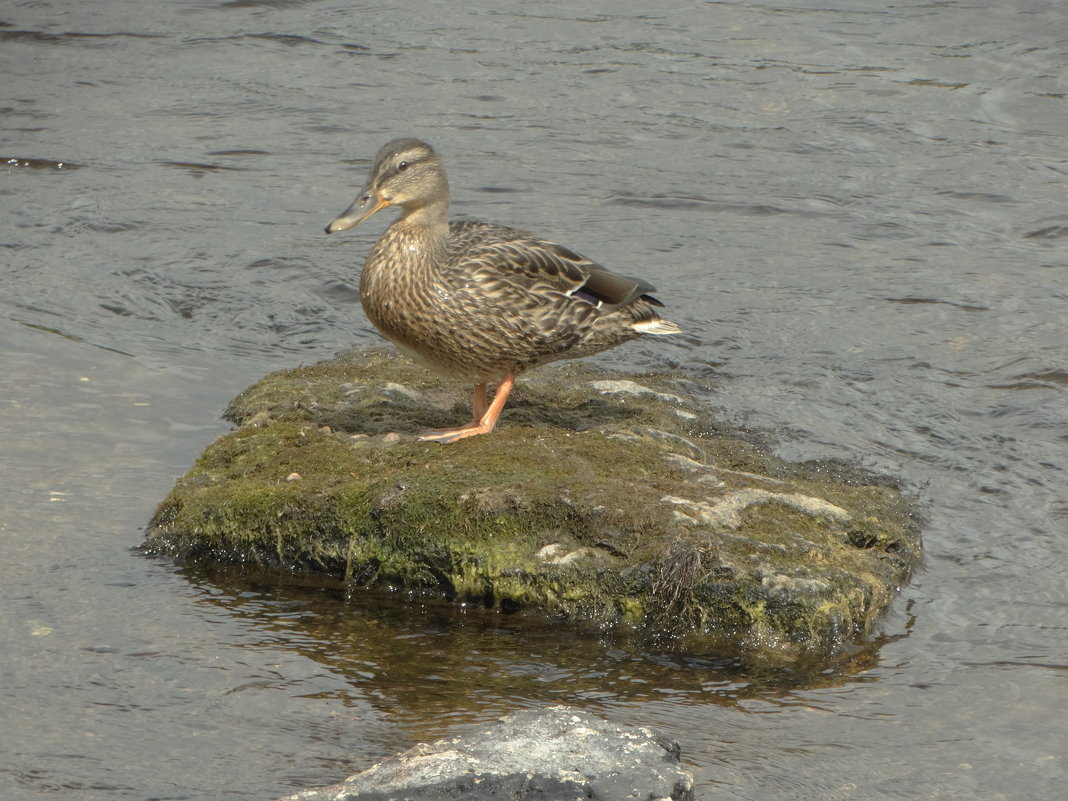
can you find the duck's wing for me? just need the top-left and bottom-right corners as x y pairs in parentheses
(450, 221), (661, 312)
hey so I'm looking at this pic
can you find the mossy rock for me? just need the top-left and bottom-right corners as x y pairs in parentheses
(144, 347), (921, 662)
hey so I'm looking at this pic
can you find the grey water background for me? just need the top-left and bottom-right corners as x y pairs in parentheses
(2, 0), (1065, 798)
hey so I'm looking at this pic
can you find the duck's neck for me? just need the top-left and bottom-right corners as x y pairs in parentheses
(397, 195), (449, 230)
(389, 197), (451, 255)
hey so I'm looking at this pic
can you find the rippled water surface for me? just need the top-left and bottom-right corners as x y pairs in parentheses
(3, 1), (1065, 799)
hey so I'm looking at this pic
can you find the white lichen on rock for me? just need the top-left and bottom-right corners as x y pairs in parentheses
(662, 490), (852, 530)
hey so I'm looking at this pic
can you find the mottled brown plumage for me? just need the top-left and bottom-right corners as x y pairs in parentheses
(325, 138), (680, 442)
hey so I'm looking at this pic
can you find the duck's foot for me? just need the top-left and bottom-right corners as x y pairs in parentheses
(419, 375), (515, 445)
(419, 422), (497, 444)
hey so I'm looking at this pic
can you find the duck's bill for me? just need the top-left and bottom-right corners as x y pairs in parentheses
(325, 190), (391, 234)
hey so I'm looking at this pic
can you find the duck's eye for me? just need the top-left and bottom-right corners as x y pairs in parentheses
(397, 161), (410, 172)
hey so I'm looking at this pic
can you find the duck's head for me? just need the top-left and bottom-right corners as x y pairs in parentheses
(325, 138), (448, 234)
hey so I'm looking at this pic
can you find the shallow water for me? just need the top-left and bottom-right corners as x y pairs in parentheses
(2, 1), (1065, 799)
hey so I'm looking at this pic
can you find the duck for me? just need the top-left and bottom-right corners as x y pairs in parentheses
(325, 137), (681, 443)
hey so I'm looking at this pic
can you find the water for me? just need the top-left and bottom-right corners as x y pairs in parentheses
(2, 1), (1065, 798)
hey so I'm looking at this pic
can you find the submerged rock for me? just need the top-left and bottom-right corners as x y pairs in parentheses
(144, 348), (920, 660)
(274, 705), (693, 801)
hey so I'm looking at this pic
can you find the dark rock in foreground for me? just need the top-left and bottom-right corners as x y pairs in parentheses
(275, 705), (693, 801)
(144, 348), (921, 661)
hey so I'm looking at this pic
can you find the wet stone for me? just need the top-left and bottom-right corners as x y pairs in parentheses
(143, 347), (921, 662)
(273, 705), (693, 801)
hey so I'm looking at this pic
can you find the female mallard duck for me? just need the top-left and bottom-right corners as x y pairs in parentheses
(325, 138), (681, 443)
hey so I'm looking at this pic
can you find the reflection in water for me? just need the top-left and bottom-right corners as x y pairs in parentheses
(178, 563), (893, 744)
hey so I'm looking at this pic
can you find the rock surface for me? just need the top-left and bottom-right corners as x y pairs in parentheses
(144, 348), (921, 661)
(274, 705), (693, 801)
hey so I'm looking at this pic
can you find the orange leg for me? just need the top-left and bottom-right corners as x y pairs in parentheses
(471, 383), (489, 423)
(420, 374), (516, 444)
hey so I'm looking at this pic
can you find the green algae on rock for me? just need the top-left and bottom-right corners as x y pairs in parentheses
(144, 347), (920, 660)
